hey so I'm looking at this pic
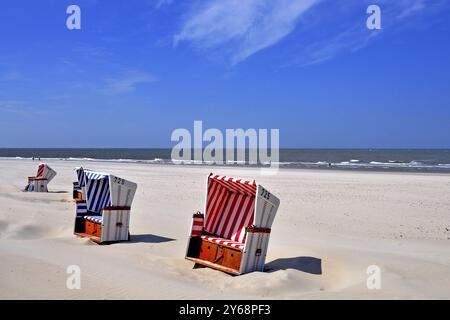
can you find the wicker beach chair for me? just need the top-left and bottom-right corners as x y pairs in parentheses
(26, 163), (57, 192)
(186, 173), (280, 275)
(74, 170), (137, 244)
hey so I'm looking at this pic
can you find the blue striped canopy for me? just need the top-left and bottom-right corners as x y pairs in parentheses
(76, 167), (89, 187)
(85, 171), (111, 214)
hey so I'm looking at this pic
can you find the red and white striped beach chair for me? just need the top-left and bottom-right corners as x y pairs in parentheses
(186, 173), (280, 275)
(26, 163), (57, 192)
(74, 170), (137, 244)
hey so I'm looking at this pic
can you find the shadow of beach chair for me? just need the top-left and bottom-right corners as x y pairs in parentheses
(186, 173), (280, 275)
(25, 163), (57, 192)
(74, 170), (137, 244)
(265, 256), (322, 275)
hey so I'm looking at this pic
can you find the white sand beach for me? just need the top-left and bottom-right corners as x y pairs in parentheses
(0, 159), (449, 299)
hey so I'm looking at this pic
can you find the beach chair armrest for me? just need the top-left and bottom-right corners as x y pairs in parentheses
(190, 212), (204, 237)
(193, 212), (204, 219)
(246, 226), (271, 234)
(240, 227), (272, 273)
(102, 206), (131, 211)
(75, 200), (87, 217)
(100, 207), (131, 226)
(99, 207), (131, 242)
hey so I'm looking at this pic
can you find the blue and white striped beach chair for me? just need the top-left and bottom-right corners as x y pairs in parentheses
(73, 167), (89, 200)
(74, 170), (137, 244)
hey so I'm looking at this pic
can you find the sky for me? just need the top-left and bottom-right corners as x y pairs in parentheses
(0, 0), (449, 148)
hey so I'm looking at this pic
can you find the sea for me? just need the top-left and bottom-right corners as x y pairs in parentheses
(1, 148), (450, 173)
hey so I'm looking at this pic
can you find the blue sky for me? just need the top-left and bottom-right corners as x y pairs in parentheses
(0, 0), (449, 148)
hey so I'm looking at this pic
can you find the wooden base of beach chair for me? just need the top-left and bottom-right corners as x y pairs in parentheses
(73, 220), (102, 243)
(188, 258), (241, 275)
(186, 237), (243, 275)
(74, 232), (102, 244)
(85, 220), (102, 238)
(74, 231), (131, 245)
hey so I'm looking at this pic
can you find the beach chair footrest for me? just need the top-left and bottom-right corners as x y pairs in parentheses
(186, 237), (243, 275)
(74, 232), (102, 244)
(187, 258), (241, 276)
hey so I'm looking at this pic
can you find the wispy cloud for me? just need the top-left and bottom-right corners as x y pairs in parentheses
(295, 0), (447, 66)
(173, 0), (447, 66)
(98, 70), (158, 95)
(397, 0), (428, 19)
(174, 0), (320, 65)
(298, 27), (376, 67)
(155, 0), (174, 9)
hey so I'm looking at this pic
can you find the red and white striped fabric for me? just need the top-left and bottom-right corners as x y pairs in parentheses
(201, 235), (245, 250)
(36, 164), (45, 177)
(204, 174), (256, 244)
(208, 174), (256, 196)
(34, 163), (57, 183)
(191, 213), (204, 237)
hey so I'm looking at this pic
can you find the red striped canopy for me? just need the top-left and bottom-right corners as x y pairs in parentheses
(204, 174), (257, 244)
(36, 164), (45, 177)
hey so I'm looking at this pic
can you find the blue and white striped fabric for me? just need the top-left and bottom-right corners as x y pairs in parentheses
(76, 201), (87, 216)
(76, 167), (88, 187)
(84, 215), (103, 223)
(85, 171), (111, 214)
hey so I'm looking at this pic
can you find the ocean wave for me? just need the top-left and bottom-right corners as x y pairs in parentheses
(0, 156), (174, 165)
(1, 156), (450, 172)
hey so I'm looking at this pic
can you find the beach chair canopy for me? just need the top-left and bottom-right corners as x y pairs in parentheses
(204, 174), (258, 244)
(36, 163), (57, 183)
(75, 167), (88, 187)
(85, 171), (137, 214)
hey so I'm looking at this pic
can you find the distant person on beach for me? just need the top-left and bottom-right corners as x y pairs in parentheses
(328, 162), (332, 168)
(32, 156), (34, 161)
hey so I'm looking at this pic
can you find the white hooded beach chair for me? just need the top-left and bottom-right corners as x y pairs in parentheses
(74, 170), (137, 244)
(72, 167), (89, 200)
(26, 163), (57, 192)
(186, 173), (280, 275)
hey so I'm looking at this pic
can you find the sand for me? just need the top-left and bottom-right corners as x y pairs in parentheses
(0, 159), (449, 299)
